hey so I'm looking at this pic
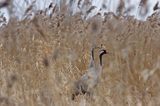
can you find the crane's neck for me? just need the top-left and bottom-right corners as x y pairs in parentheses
(98, 50), (106, 75)
(99, 52), (105, 66)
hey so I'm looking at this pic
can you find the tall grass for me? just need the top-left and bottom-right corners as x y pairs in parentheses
(0, 8), (160, 106)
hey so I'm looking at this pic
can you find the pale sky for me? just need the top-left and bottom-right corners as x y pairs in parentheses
(0, 0), (160, 22)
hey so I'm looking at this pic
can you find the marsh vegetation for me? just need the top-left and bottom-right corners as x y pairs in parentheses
(0, 0), (160, 106)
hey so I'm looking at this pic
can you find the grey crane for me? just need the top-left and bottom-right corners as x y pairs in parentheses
(72, 46), (107, 100)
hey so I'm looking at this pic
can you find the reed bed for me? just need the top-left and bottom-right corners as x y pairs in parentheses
(0, 10), (160, 106)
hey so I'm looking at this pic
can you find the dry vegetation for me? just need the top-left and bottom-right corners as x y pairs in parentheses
(0, 10), (160, 106)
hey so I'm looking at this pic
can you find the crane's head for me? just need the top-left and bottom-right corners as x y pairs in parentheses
(99, 49), (108, 55)
(92, 44), (109, 55)
(93, 44), (108, 55)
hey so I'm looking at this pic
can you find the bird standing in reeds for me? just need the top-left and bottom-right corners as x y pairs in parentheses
(72, 46), (108, 100)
